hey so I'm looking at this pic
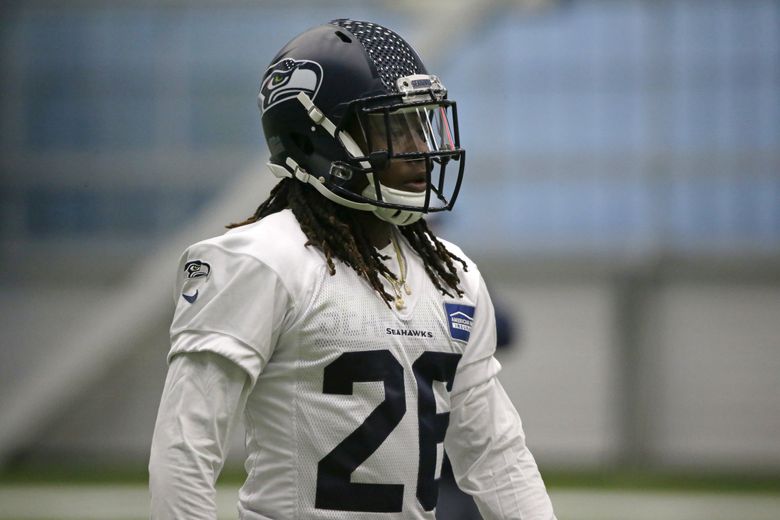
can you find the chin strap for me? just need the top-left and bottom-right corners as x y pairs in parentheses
(267, 92), (426, 226)
(267, 157), (373, 212)
(296, 92), (368, 161)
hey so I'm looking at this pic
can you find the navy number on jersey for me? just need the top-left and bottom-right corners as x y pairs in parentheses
(315, 351), (406, 512)
(315, 350), (462, 513)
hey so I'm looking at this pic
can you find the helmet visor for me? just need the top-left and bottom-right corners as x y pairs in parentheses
(360, 104), (457, 156)
(330, 98), (465, 214)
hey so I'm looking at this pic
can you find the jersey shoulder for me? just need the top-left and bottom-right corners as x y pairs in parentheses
(201, 208), (321, 267)
(181, 209), (325, 301)
(434, 235), (483, 298)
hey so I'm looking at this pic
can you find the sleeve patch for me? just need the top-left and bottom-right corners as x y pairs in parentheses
(445, 303), (475, 343)
(185, 260), (211, 278)
(181, 260), (211, 304)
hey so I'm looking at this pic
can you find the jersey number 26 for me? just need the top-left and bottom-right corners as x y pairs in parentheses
(315, 349), (462, 513)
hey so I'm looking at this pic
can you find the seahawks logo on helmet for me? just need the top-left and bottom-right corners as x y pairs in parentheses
(259, 58), (323, 112)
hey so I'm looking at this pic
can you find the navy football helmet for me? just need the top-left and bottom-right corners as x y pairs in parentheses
(259, 19), (465, 226)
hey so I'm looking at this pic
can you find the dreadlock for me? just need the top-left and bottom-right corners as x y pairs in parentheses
(228, 178), (467, 305)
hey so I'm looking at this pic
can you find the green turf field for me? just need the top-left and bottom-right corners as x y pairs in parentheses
(0, 483), (778, 520)
(1, 466), (778, 520)
(0, 469), (780, 520)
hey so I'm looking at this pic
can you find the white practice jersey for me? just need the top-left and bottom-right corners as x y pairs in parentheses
(168, 209), (506, 519)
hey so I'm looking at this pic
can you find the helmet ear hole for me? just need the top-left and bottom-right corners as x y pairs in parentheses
(290, 132), (314, 156)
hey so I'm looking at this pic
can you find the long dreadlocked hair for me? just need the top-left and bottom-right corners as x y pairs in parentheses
(228, 178), (467, 305)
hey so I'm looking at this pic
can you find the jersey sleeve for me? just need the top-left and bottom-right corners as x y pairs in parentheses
(450, 274), (502, 396)
(149, 351), (250, 520)
(168, 241), (294, 384)
(444, 378), (557, 520)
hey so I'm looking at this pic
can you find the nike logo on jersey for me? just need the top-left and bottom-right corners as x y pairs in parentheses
(445, 303), (475, 343)
(182, 290), (199, 304)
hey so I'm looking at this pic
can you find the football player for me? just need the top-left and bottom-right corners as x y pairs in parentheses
(149, 19), (557, 520)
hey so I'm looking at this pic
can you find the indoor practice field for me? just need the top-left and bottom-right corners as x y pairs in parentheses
(2, 1), (779, 519)
(1, 483), (779, 520)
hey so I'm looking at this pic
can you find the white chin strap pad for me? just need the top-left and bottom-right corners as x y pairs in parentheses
(361, 183), (426, 226)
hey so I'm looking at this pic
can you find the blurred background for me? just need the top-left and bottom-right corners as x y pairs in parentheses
(1, 0), (779, 518)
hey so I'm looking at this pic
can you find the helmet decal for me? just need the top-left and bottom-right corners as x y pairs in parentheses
(259, 58), (323, 113)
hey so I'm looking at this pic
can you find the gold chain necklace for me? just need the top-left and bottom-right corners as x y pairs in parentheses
(382, 233), (412, 310)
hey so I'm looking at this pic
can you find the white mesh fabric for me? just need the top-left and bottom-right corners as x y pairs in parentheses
(210, 211), (499, 519)
(292, 258), (429, 519)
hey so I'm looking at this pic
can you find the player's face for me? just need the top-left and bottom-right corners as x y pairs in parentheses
(352, 106), (455, 193)
(369, 115), (426, 193)
(376, 155), (429, 194)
